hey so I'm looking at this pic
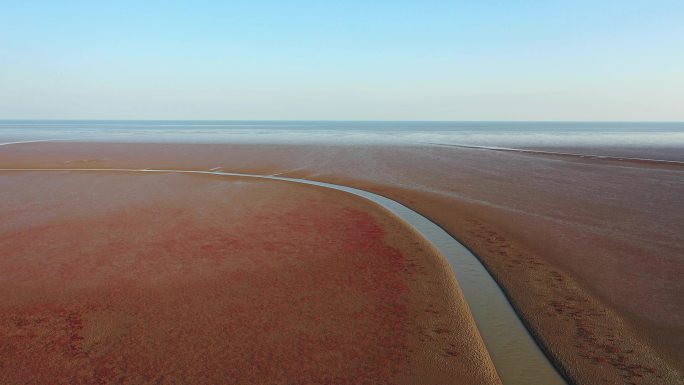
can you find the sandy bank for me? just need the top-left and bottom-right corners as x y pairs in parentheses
(0, 171), (500, 384)
(1, 141), (683, 384)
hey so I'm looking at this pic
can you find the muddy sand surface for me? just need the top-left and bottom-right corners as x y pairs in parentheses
(0, 171), (500, 384)
(2, 142), (681, 384)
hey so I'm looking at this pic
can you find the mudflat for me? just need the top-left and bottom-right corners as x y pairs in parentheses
(0, 171), (500, 384)
(2, 141), (681, 384)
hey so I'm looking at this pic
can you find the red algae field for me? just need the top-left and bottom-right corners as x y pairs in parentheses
(0, 172), (499, 384)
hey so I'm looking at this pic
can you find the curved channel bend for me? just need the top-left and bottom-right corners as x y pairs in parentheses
(0, 167), (566, 385)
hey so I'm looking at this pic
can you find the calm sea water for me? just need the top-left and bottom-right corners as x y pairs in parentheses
(1, 120), (683, 158)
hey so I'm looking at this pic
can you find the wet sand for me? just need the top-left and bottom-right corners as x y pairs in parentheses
(0, 171), (500, 384)
(2, 141), (682, 384)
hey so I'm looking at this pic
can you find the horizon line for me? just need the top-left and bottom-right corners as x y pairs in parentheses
(1, 119), (683, 124)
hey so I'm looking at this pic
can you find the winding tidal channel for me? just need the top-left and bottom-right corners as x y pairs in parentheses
(1, 167), (567, 385)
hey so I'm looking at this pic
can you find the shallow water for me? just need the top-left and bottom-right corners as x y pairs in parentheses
(1, 120), (683, 159)
(0, 167), (567, 385)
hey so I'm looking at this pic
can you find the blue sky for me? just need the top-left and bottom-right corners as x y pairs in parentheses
(1, 1), (683, 120)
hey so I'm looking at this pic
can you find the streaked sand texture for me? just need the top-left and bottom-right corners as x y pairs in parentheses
(0, 171), (500, 384)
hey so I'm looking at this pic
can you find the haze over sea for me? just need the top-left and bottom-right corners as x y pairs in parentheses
(1, 120), (683, 161)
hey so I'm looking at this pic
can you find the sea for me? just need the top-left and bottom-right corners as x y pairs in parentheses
(1, 120), (683, 161)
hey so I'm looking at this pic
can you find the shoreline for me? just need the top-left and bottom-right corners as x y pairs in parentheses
(429, 143), (684, 167)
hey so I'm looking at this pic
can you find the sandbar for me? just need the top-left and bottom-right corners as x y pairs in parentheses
(0, 170), (500, 384)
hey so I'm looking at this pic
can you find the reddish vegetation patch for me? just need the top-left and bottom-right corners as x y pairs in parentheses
(0, 177), (413, 384)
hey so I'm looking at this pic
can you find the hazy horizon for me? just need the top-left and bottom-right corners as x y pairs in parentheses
(2, 119), (684, 123)
(2, 1), (683, 121)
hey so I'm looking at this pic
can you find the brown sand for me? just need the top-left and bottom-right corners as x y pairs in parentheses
(2, 141), (681, 384)
(0, 170), (500, 384)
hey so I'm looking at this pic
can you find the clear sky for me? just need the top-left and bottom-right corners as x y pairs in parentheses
(1, 0), (683, 120)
